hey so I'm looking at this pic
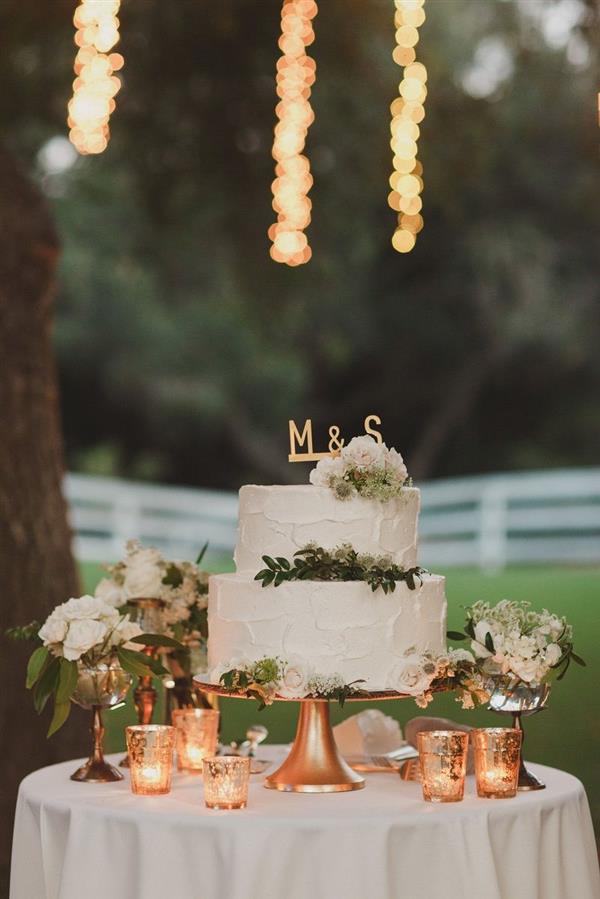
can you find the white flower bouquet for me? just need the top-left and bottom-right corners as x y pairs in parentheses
(448, 600), (584, 689)
(8, 595), (178, 737)
(95, 539), (210, 674)
(310, 435), (410, 501)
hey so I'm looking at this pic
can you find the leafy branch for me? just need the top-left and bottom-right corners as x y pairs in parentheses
(255, 544), (426, 594)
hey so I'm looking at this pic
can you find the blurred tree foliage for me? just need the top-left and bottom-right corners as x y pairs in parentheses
(1, 0), (598, 487)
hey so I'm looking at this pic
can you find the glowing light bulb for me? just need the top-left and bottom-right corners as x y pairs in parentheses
(67, 0), (123, 155)
(388, 0), (427, 253)
(269, 0), (318, 266)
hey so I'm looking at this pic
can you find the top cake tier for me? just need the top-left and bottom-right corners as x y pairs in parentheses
(234, 484), (420, 573)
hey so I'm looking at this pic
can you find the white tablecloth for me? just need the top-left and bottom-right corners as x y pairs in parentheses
(10, 747), (600, 899)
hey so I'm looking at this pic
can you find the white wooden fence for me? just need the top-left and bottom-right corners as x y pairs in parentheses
(65, 468), (600, 571)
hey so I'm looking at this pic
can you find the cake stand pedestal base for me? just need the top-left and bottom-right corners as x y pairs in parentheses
(193, 680), (429, 795)
(265, 700), (364, 793)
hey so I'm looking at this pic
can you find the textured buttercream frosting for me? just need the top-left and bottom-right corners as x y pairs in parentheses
(207, 573), (447, 692)
(234, 485), (420, 573)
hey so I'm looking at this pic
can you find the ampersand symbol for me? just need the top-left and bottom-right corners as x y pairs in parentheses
(328, 426), (345, 453)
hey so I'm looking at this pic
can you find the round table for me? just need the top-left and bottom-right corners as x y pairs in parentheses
(10, 747), (600, 899)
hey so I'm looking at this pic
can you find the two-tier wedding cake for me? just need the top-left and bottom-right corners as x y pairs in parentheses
(207, 436), (448, 699)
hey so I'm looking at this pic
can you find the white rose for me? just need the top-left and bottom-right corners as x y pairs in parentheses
(60, 595), (118, 623)
(122, 548), (165, 599)
(545, 643), (562, 667)
(390, 656), (434, 696)
(279, 658), (311, 699)
(384, 446), (408, 481)
(513, 635), (538, 660)
(112, 618), (143, 648)
(38, 612), (68, 647)
(341, 435), (385, 470)
(510, 658), (542, 684)
(95, 578), (125, 609)
(63, 619), (109, 661)
(309, 455), (346, 487)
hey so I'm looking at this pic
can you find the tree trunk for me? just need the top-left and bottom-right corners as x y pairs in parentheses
(0, 146), (82, 896)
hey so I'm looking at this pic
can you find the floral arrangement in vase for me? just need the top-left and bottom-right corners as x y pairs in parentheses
(310, 435), (411, 501)
(8, 594), (173, 736)
(448, 599), (584, 688)
(95, 539), (210, 677)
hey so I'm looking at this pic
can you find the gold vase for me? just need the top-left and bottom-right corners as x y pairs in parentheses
(165, 647), (219, 723)
(70, 660), (132, 783)
(120, 597), (166, 767)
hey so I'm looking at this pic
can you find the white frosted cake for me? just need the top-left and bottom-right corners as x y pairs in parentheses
(207, 438), (448, 696)
(234, 485), (420, 572)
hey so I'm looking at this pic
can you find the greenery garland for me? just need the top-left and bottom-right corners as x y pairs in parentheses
(255, 544), (427, 594)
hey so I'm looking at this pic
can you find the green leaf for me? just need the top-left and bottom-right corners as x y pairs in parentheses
(570, 652), (586, 667)
(484, 632), (495, 653)
(275, 557), (291, 570)
(129, 633), (183, 649)
(447, 631), (467, 642)
(56, 658), (78, 704)
(162, 563), (184, 588)
(557, 657), (571, 681)
(26, 646), (50, 689)
(47, 699), (71, 737)
(255, 569), (270, 580)
(116, 647), (155, 678)
(263, 556), (278, 571)
(221, 670), (234, 688)
(196, 541), (209, 566)
(32, 657), (60, 714)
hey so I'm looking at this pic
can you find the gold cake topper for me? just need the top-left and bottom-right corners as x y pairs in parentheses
(288, 415), (383, 463)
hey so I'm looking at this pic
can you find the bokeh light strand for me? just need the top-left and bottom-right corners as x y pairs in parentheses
(269, 0), (318, 266)
(67, 0), (123, 155)
(389, 0), (427, 253)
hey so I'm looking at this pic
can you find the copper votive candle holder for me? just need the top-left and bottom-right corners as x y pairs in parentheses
(172, 708), (220, 772)
(417, 730), (469, 803)
(126, 725), (175, 796)
(472, 728), (522, 799)
(203, 756), (251, 810)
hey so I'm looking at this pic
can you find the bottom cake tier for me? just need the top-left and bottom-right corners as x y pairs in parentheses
(207, 573), (447, 693)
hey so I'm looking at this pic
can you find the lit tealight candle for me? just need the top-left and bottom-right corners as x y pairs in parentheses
(172, 709), (220, 773)
(140, 765), (161, 784)
(203, 756), (251, 810)
(126, 725), (175, 796)
(472, 728), (522, 799)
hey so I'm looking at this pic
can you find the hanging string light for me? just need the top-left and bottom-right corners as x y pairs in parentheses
(388, 0), (427, 253)
(67, 0), (124, 155)
(269, 0), (318, 266)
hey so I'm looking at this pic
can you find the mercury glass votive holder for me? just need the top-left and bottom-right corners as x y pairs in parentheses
(417, 730), (469, 803)
(172, 708), (220, 772)
(203, 756), (251, 810)
(126, 725), (175, 796)
(472, 728), (522, 799)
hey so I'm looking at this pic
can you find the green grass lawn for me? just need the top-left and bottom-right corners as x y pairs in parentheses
(81, 562), (600, 834)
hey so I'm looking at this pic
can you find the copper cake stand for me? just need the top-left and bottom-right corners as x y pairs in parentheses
(194, 678), (417, 794)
